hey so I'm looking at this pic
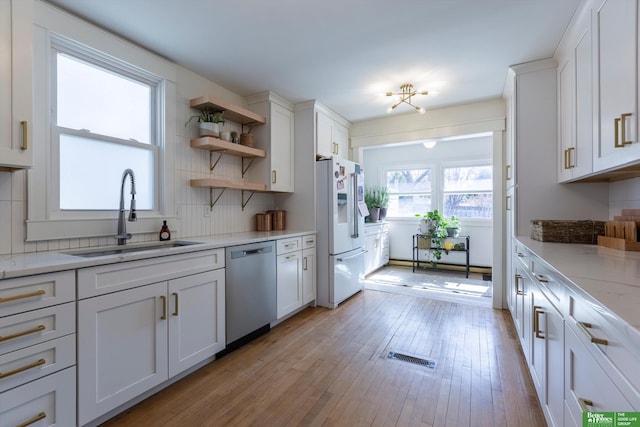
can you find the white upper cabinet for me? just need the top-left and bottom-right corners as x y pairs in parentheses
(316, 109), (349, 159)
(0, 0), (33, 170)
(592, 0), (640, 171)
(247, 92), (295, 192)
(556, 3), (594, 182)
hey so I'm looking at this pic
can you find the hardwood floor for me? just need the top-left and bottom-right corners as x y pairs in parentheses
(100, 289), (545, 427)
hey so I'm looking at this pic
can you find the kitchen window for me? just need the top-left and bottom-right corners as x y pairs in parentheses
(442, 165), (492, 218)
(27, 10), (176, 242)
(385, 168), (433, 217)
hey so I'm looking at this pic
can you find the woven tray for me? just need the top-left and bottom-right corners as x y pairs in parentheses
(530, 220), (605, 244)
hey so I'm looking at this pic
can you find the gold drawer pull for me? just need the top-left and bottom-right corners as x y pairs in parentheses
(160, 295), (167, 320)
(533, 306), (545, 339)
(537, 274), (549, 283)
(0, 289), (46, 304)
(506, 164), (511, 180)
(514, 274), (524, 296)
(578, 398), (594, 412)
(0, 324), (46, 343)
(17, 412), (46, 427)
(621, 113), (632, 145)
(20, 120), (28, 151)
(303, 256), (308, 270)
(615, 117), (623, 147)
(577, 321), (608, 345)
(0, 358), (46, 380)
(172, 292), (179, 316)
(567, 147), (575, 168)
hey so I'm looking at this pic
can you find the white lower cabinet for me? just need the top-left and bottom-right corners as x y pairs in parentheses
(78, 254), (225, 426)
(0, 366), (75, 427)
(364, 223), (389, 275)
(277, 234), (316, 319)
(564, 324), (632, 426)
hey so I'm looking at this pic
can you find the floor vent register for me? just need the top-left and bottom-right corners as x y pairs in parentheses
(387, 350), (436, 369)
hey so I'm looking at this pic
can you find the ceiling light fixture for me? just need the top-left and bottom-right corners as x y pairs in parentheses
(386, 83), (428, 114)
(422, 140), (437, 149)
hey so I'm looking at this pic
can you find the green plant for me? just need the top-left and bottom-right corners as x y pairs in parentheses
(365, 186), (389, 209)
(378, 186), (389, 208)
(415, 209), (447, 266)
(445, 215), (460, 229)
(184, 110), (225, 127)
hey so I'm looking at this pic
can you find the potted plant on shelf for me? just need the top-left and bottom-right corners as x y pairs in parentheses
(185, 110), (225, 137)
(415, 209), (447, 267)
(445, 215), (461, 237)
(378, 186), (390, 220)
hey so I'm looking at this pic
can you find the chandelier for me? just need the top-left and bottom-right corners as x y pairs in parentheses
(386, 83), (428, 114)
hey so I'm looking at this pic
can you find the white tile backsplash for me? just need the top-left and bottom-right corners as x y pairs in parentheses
(609, 177), (640, 218)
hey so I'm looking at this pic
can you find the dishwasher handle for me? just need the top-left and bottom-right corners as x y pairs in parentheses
(243, 248), (264, 256)
(229, 244), (273, 259)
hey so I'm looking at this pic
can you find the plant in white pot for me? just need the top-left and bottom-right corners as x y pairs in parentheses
(185, 110), (225, 137)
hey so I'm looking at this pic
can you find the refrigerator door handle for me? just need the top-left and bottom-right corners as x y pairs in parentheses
(337, 250), (367, 262)
(351, 172), (359, 238)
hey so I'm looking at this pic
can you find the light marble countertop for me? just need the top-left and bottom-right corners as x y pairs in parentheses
(0, 230), (315, 280)
(516, 236), (640, 330)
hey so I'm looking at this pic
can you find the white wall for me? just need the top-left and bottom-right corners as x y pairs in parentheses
(610, 177), (640, 217)
(362, 135), (493, 267)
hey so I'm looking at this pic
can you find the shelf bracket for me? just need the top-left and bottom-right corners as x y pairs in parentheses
(241, 190), (256, 211)
(209, 187), (226, 210)
(241, 157), (255, 177)
(209, 151), (225, 172)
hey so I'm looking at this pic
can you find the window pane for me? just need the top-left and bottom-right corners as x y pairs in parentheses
(60, 134), (154, 210)
(387, 194), (431, 217)
(57, 53), (151, 143)
(443, 166), (492, 192)
(386, 169), (431, 193)
(444, 193), (492, 218)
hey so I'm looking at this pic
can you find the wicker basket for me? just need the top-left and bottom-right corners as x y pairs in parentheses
(530, 220), (605, 244)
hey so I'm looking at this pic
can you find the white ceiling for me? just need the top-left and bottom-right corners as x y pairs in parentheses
(45, 0), (580, 123)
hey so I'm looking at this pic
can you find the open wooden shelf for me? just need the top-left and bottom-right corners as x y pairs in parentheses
(190, 95), (266, 126)
(190, 178), (266, 192)
(190, 137), (265, 158)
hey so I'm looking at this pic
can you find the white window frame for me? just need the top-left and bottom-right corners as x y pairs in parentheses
(441, 159), (493, 221)
(27, 4), (176, 241)
(383, 163), (437, 218)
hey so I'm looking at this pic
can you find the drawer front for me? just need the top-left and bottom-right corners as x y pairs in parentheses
(0, 334), (75, 393)
(0, 366), (76, 427)
(567, 290), (640, 402)
(513, 241), (530, 270)
(277, 237), (302, 255)
(78, 248), (224, 298)
(0, 271), (75, 318)
(302, 234), (316, 249)
(565, 325), (633, 418)
(0, 303), (75, 356)
(529, 257), (564, 312)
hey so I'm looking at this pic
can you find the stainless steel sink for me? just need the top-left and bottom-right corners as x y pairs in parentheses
(64, 241), (203, 258)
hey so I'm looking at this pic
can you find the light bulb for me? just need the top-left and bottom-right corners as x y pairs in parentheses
(422, 140), (437, 149)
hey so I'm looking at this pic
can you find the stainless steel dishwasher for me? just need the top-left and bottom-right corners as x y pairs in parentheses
(224, 240), (276, 351)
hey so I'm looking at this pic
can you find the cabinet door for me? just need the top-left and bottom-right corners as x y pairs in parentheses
(276, 252), (302, 318)
(302, 247), (316, 305)
(0, 367), (75, 427)
(0, 0), (33, 170)
(78, 282), (169, 426)
(574, 23), (594, 177)
(593, 0), (640, 170)
(168, 269), (225, 377)
(269, 102), (294, 192)
(558, 55), (575, 182)
(530, 284), (564, 427)
(316, 111), (333, 158)
(333, 121), (349, 158)
(564, 325), (632, 424)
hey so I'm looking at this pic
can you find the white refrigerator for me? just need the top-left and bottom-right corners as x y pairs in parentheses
(316, 157), (367, 308)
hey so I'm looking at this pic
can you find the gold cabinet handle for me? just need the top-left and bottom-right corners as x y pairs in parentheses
(505, 195), (511, 211)
(0, 289), (45, 304)
(578, 398), (594, 412)
(566, 147), (575, 169)
(506, 164), (511, 180)
(172, 292), (179, 316)
(20, 121), (28, 151)
(563, 149), (569, 170)
(272, 170), (277, 184)
(533, 306), (545, 339)
(17, 412), (46, 427)
(621, 113), (633, 145)
(0, 324), (45, 343)
(303, 256), (308, 270)
(514, 274), (524, 296)
(576, 321), (608, 345)
(160, 295), (167, 320)
(517, 252), (525, 258)
(614, 117), (623, 147)
(536, 274), (549, 283)
(0, 358), (46, 380)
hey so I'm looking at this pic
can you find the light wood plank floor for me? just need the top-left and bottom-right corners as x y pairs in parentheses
(100, 289), (545, 427)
